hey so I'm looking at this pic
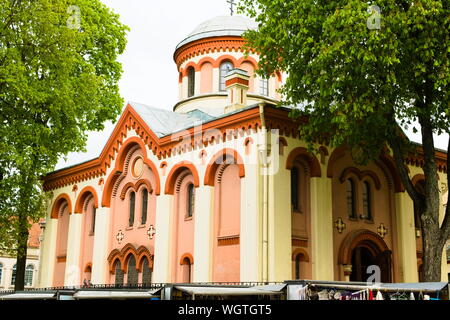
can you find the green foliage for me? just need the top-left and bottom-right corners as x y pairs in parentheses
(239, 0), (450, 162)
(0, 0), (128, 249)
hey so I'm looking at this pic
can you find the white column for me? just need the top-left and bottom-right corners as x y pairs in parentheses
(64, 213), (83, 286)
(310, 176), (334, 280)
(240, 161), (261, 282)
(38, 218), (58, 288)
(152, 193), (174, 283)
(91, 207), (110, 285)
(394, 192), (418, 282)
(193, 185), (214, 282)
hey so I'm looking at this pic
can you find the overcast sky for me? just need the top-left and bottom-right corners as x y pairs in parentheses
(55, 0), (448, 170)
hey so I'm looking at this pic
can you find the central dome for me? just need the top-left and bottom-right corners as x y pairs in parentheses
(175, 15), (258, 50)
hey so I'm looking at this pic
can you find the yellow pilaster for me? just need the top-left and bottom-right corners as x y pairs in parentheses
(91, 207), (110, 285)
(38, 218), (58, 288)
(193, 185), (214, 282)
(64, 213), (83, 286)
(268, 157), (291, 281)
(152, 193), (174, 283)
(310, 176), (334, 280)
(394, 192), (418, 282)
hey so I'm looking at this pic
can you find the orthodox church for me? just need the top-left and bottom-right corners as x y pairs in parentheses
(38, 15), (449, 288)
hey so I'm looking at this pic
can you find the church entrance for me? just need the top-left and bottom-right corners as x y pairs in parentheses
(339, 229), (392, 283)
(350, 245), (392, 283)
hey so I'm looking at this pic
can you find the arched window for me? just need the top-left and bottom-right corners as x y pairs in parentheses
(362, 181), (372, 220)
(260, 78), (269, 96)
(129, 191), (135, 227)
(219, 61), (234, 91)
(181, 257), (192, 283)
(127, 255), (138, 286)
(91, 207), (96, 234)
(187, 183), (195, 218)
(25, 265), (34, 287)
(141, 189), (148, 225)
(11, 264), (16, 286)
(291, 166), (299, 212)
(295, 254), (301, 280)
(0, 263), (3, 284)
(346, 179), (357, 219)
(142, 257), (152, 285)
(187, 66), (195, 97)
(114, 260), (124, 286)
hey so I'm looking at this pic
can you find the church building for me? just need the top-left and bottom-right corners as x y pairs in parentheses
(38, 15), (449, 288)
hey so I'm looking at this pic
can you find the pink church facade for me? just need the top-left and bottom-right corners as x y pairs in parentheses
(38, 16), (449, 288)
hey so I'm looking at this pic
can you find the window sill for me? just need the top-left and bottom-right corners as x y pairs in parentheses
(184, 216), (193, 221)
(138, 224), (146, 229)
(89, 232), (94, 236)
(125, 226), (134, 231)
(348, 217), (358, 222)
(363, 219), (374, 224)
(292, 210), (303, 214)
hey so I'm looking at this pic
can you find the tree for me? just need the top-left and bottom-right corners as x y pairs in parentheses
(0, 0), (128, 290)
(239, 0), (449, 281)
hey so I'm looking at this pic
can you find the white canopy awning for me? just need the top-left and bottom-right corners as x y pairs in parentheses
(73, 288), (161, 299)
(0, 293), (56, 300)
(174, 284), (286, 296)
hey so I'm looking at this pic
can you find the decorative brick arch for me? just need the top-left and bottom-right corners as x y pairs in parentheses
(180, 253), (194, 265)
(102, 137), (161, 207)
(338, 229), (390, 265)
(74, 186), (99, 213)
(164, 161), (200, 195)
(379, 153), (404, 193)
(291, 248), (310, 262)
(339, 167), (382, 190)
(326, 145), (348, 178)
(286, 147), (322, 177)
(412, 173), (425, 186)
(182, 62), (198, 76)
(51, 193), (72, 219)
(137, 246), (154, 270)
(204, 148), (245, 186)
(237, 56), (258, 69)
(214, 54), (239, 68)
(197, 57), (216, 69)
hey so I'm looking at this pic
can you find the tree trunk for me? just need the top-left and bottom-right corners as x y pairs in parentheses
(388, 116), (447, 282)
(14, 211), (28, 291)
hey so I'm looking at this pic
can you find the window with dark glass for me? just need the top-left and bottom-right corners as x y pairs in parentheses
(129, 191), (135, 227)
(260, 78), (269, 96)
(25, 265), (34, 287)
(187, 183), (195, 218)
(142, 257), (152, 285)
(291, 166), (299, 212)
(182, 257), (191, 283)
(362, 181), (372, 220)
(187, 67), (195, 97)
(141, 189), (148, 225)
(346, 179), (357, 219)
(11, 264), (16, 285)
(114, 261), (124, 285)
(295, 254), (301, 280)
(0, 263), (2, 284)
(91, 207), (96, 234)
(127, 255), (138, 285)
(219, 61), (234, 91)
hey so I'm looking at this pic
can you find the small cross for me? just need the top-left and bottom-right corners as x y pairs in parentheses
(334, 217), (346, 233)
(377, 223), (388, 238)
(116, 230), (124, 244)
(147, 225), (156, 240)
(227, 0), (236, 16)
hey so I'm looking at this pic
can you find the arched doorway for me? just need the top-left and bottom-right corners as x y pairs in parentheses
(339, 230), (392, 283)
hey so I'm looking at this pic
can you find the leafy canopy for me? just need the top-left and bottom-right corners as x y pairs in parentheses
(0, 0), (128, 248)
(239, 0), (450, 161)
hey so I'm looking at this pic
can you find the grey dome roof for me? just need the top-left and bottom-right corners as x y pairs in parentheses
(175, 15), (258, 50)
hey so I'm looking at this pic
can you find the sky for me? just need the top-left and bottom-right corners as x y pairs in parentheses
(55, 0), (448, 170)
